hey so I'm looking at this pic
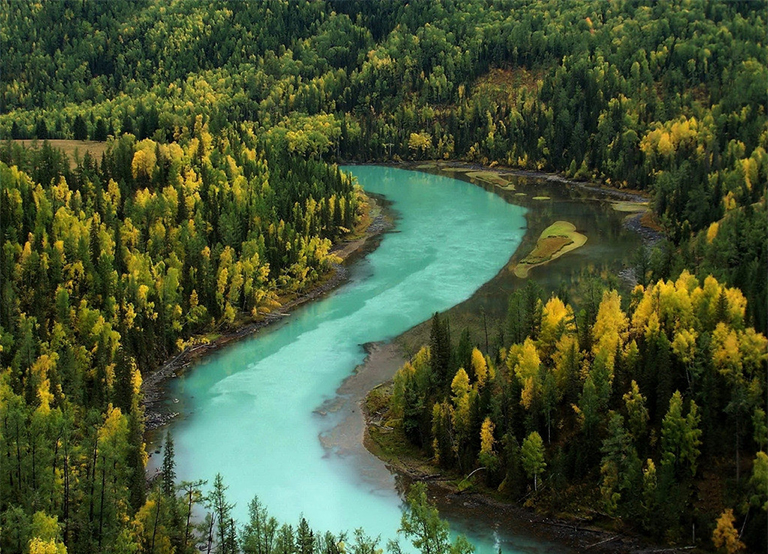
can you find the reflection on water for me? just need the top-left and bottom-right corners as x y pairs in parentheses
(397, 167), (645, 352)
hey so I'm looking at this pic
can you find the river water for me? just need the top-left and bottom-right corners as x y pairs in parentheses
(166, 166), (571, 553)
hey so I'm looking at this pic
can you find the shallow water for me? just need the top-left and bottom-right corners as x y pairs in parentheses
(166, 166), (570, 553)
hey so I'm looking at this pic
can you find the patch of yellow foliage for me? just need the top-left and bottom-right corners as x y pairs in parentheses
(480, 417), (495, 456)
(712, 509), (745, 553)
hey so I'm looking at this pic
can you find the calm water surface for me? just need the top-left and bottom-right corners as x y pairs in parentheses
(167, 166), (569, 553)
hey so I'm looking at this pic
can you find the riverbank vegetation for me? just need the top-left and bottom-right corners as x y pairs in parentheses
(374, 274), (766, 551)
(0, 0), (766, 553)
(0, 131), (358, 552)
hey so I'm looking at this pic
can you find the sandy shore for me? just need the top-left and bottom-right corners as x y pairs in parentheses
(317, 342), (409, 495)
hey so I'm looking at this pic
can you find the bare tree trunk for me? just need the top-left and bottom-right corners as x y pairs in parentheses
(63, 442), (70, 548)
(206, 515), (216, 554)
(30, 428), (37, 494)
(736, 417), (740, 483)
(150, 499), (161, 554)
(15, 419), (22, 492)
(185, 489), (193, 549)
(51, 428), (61, 507)
(89, 434), (98, 522)
(98, 454), (107, 549)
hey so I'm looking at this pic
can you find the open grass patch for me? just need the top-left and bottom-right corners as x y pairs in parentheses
(15, 139), (108, 169)
(513, 221), (587, 278)
(472, 68), (544, 105)
(532, 195), (551, 200)
(364, 384), (426, 465)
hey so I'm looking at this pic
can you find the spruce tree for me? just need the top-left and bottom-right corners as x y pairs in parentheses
(162, 431), (177, 497)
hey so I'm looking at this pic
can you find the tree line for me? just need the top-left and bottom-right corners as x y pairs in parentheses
(0, 1), (765, 552)
(4, 423), (474, 554)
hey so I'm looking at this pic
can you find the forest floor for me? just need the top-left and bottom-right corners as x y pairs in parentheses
(141, 192), (395, 432)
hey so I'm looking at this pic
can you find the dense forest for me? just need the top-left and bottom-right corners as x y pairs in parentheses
(2, 0), (766, 331)
(0, 0), (765, 553)
(383, 274), (767, 551)
(0, 129), (358, 551)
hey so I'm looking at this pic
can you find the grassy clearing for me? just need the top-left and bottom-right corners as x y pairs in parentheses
(472, 68), (543, 105)
(640, 210), (664, 232)
(532, 195), (551, 200)
(14, 139), (108, 169)
(436, 166), (473, 173)
(364, 384), (427, 467)
(513, 221), (587, 278)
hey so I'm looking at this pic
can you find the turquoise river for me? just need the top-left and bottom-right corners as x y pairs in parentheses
(166, 166), (570, 553)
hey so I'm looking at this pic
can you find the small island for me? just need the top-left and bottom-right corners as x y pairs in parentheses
(512, 221), (587, 278)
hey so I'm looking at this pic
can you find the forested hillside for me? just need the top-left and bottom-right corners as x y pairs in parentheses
(2, 0), (765, 330)
(0, 1), (765, 553)
(379, 274), (767, 550)
(0, 127), (357, 551)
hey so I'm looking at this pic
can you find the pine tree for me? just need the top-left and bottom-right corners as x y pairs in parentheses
(395, 483), (473, 554)
(429, 313), (451, 388)
(599, 412), (641, 515)
(35, 119), (48, 140)
(73, 115), (88, 141)
(296, 517), (315, 554)
(162, 431), (176, 497)
(207, 473), (235, 554)
(661, 391), (702, 478)
(242, 495), (279, 554)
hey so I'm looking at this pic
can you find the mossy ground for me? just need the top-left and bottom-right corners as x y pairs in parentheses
(363, 384), (435, 474)
(466, 170), (514, 188)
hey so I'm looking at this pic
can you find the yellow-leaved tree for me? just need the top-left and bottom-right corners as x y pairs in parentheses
(591, 290), (628, 371)
(511, 338), (541, 410)
(471, 347), (489, 387)
(711, 509), (745, 553)
(28, 512), (67, 554)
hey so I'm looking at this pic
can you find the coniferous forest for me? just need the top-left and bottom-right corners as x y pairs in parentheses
(0, 1), (766, 553)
